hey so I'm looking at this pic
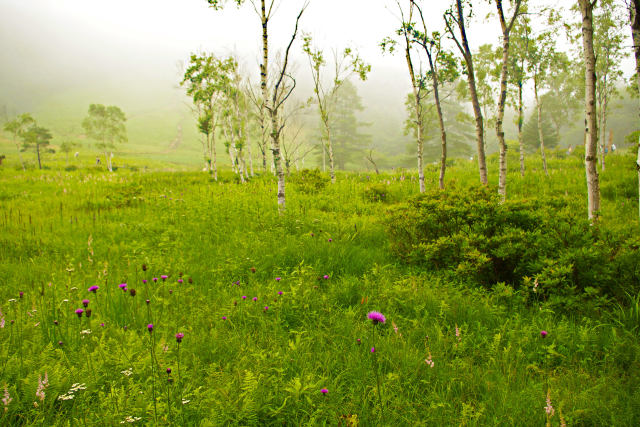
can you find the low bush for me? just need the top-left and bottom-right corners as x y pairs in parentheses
(383, 185), (640, 311)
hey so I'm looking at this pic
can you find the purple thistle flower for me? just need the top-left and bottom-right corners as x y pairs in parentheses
(146, 299), (150, 305)
(166, 368), (172, 374)
(175, 332), (184, 343)
(161, 275), (168, 281)
(82, 299), (90, 307)
(119, 283), (127, 292)
(264, 306), (269, 311)
(88, 285), (99, 293)
(100, 322), (105, 327)
(142, 279), (147, 284)
(356, 338), (361, 345)
(323, 275), (329, 280)
(153, 277), (158, 282)
(278, 291), (283, 295)
(234, 280), (240, 285)
(275, 277), (281, 282)
(328, 238), (332, 242)
(320, 388), (328, 394)
(75, 308), (84, 318)
(147, 324), (154, 333)
(252, 297), (257, 302)
(540, 330), (548, 338)
(178, 279), (183, 284)
(242, 296), (247, 300)
(19, 291), (23, 298)
(371, 347), (375, 353)
(221, 316), (227, 320)
(367, 311), (386, 325)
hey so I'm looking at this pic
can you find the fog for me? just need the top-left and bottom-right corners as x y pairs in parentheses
(0, 0), (636, 165)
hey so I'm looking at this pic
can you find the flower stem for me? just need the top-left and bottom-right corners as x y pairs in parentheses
(372, 326), (384, 421)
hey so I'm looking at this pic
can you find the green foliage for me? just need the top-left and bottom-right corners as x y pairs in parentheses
(383, 185), (640, 311)
(81, 104), (127, 151)
(522, 110), (559, 151)
(0, 152), (639, 425)
(363, 183), (388, 203)
(289, 168), (329, 194)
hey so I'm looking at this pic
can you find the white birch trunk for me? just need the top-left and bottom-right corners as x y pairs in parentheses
(579, 0), (601, 220)
(534, 80), (549, 177)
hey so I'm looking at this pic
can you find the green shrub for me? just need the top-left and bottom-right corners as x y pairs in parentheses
(289, 169), (329, 194)
(383, 185), (640, 311)
(363, 183), (388, 202)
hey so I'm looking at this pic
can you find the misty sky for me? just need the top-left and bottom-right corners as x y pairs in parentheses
(0, 0), (635, 115)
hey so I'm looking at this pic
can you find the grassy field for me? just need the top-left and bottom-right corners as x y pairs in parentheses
(0, 149), (639, 425)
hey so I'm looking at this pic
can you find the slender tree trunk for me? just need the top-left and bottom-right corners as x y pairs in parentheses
(269, 111), (285, 210)
(450, 0), (488, 185)
(435, 78), (447, 191)
(517, 82), (525, 177)
(36, 144), (42, 169)
(324, 119), (336, 184)
(402, 11), (425, 193)
(534, 79), (549, 176)
(260, 0), (270, 174)
(599, 87), (607, 171)
(629, 0), (640, 220)
(495, 0), (522, 200)
(579, 0), (600, 220)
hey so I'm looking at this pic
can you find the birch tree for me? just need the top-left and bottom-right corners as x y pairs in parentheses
(507, 14), (530, 177)
(626, 0), (640, 219)
(578, 0), (601, 221)
(208, 0), (307, 210)
(181, 54), (231, 180)
(81, 104), (127, 172)
(409, 0), (460, 190)
(302, 36), (370, 184)
(3, 113), (34, 171)
(527, 28), (558, 177)
(493, 0), (523, 200)
(445, 0), (489, 185)
(593, 0), (626, 170)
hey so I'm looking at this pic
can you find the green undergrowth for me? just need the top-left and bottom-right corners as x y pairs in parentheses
(0, 150), (638, 425)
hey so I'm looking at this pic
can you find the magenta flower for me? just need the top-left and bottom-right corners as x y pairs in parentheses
(88, 285), (99, 293)
(278, 291), (283, 295)
(100, 322), (105, 327)
(328, 238), (332, 242)
(221, 316), (227, 320)
(178, 279), (183, 284)
(371, 347), (375, 353)
(234, 280), (240, 285)
(142, 279), (147, 284)
(242, 296), (247, 300)
(264, 306), (269, 311)
(540, 330), (548, 338)
(176, 332), (184, 343)
(367, 311), (386, 325)
(119, 283), (127, 291)
(356, 338), (361, 345)
(147, 324), (154, 333)
(252, 297), (257, 301)
(323, 275), (329, 280)
(161, 275), (168, 281)
(153, 277), (158, 282)
(275, 277), (281, 282)
(166, 368), (172, 374)
(75, 308), (84, 318)
(320, 388), (328, 394)
(82, 299), (90, 307)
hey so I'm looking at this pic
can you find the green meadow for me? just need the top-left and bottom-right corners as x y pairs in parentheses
(0, 149), (639, 426)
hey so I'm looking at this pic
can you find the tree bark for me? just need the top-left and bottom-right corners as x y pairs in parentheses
(260, 0), (270, 173)
(495, 0), (522, 200)
(447, 0), (488, 185)
(517, 81), (525, 177)
(629, 0), (640, 220)
(402, 4), (425, 193)
(534, 78), (549, 176)
(599, 83), (607, 171)
(579, 0), (601, 221)
(36, 144), (42, 169)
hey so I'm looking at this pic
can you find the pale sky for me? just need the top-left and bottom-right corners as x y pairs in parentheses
(0, 0), (634, 113)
